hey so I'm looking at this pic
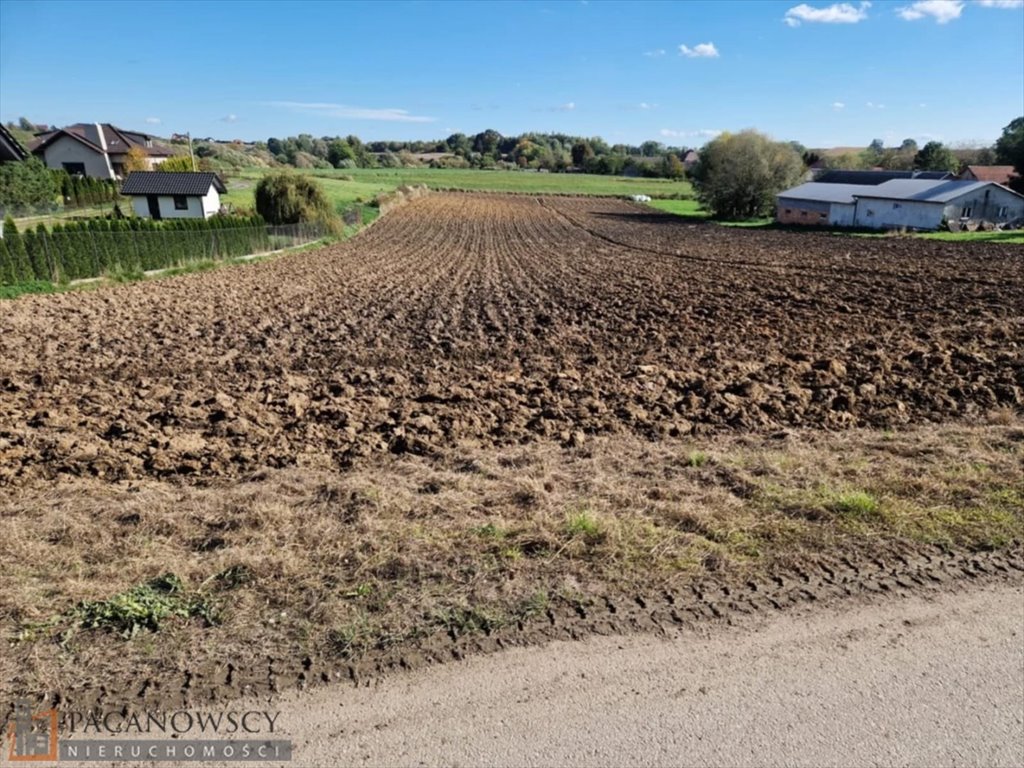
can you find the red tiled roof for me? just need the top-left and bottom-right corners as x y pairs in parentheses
(964, 165), (1018, 185)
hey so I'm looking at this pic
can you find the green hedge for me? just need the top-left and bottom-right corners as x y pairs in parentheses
(0, 214), (272, 284)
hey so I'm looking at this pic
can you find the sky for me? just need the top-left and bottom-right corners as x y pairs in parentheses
(1, 0), (1022, 149)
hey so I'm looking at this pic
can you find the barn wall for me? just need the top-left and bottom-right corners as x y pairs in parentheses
(853, 199), (944, 230)
(776, 197), (831, 226)
(941, 185), (1024, 223)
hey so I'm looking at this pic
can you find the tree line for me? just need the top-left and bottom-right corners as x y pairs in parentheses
(262, 130), (693, 178)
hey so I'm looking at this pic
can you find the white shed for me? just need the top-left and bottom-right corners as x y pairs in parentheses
(121, 172), (226, 220)
(852, 180), (1024, 230)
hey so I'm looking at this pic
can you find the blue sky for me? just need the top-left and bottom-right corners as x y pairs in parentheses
(1, 0), (1021, 148)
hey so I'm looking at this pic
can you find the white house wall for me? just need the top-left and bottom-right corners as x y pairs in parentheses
(131, 193), (217, 220)
(201, 188), (221, 217)
(40, 136), (112, 179)
(130, 197), (150, 218)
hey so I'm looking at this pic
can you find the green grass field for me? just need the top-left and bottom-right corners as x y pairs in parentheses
(220, 167), (695, 214)
(647, 198), (773, 227)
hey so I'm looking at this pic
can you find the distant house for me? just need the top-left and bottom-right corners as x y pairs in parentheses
(0, 123), (29, 163)
(121, 172), (226, 220)
(959, 165), (1019, 187)
(30, 123), (174, 180)
(777, 179), (1024, 230)
(682, 149), (699, 171)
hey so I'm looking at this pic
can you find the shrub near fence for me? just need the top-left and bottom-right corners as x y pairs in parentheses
(0, 215), (320, 285)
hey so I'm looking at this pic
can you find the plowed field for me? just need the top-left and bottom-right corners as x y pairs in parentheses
(1, 194), (1021, 486)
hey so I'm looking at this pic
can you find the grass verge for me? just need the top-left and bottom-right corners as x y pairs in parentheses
(1, 420), (1020, 706)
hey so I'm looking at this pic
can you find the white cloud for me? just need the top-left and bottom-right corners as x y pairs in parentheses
(977, 0), (1022, 8)
(679, 42), (720, 58)
(866, 101), (886, 108)
(659, 128), (722, 140)
(144, 117), (161, 125)
(897, 0), (964, 22)
(643, 49), (666, 57)
(639, 102), (654, 110)
(221, 114), (239, 123)
(832, 101), (846, 109)
(784, 2), (871, 26)
(265, 101), (436, 123)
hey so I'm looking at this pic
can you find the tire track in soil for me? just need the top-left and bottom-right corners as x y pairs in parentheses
(32, 544), (1023, 714)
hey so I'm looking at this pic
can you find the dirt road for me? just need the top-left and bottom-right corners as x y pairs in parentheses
(148, 581), (1020, 768)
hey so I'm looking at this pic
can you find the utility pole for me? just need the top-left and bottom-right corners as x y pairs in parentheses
(188, 132), (197, 171)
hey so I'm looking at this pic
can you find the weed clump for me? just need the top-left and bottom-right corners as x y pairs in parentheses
(829, 491), (880, 518)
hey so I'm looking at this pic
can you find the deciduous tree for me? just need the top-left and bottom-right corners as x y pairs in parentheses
(690, 130), (804, 219)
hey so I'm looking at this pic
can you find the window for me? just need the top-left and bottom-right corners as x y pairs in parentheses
(893, 202), (901, 209)
(111, 163), (125, 177)
(62, 162), (86, 176)
(173, 195), (188, 210)
(784, 208), (792, 214)
(998, 206), (1008, 218)
(960, 206), (973, 219)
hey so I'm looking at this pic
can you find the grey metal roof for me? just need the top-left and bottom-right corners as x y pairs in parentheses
(121, 171), (226, 196)
(777, 182), (877, 204)
(855, 179), (998, 203)
(778, 179), (1024, 206)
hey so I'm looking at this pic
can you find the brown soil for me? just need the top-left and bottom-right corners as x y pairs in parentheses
(1, 194), (1022, 715)
(1, 195), (1021, 486)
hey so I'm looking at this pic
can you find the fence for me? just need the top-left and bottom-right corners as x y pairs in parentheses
(0, 221), (325, 285)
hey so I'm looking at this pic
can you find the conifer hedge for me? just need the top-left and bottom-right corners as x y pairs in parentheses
(0, 214), (274, 285)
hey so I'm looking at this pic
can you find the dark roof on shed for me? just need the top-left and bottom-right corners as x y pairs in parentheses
(121, 171), (226, 196)
(814, 169), (954, 185)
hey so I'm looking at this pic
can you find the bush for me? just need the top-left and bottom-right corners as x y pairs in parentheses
(254, 172), (337, 230)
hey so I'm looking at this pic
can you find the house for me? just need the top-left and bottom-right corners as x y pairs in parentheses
(776, 179), (1024, 230)
(121, 172), (226, 220)
(30, 123), (174, 179)
(0, 123), (29, 163)
(959, 165), (1019, 187)
(682, 149), (699, 171)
